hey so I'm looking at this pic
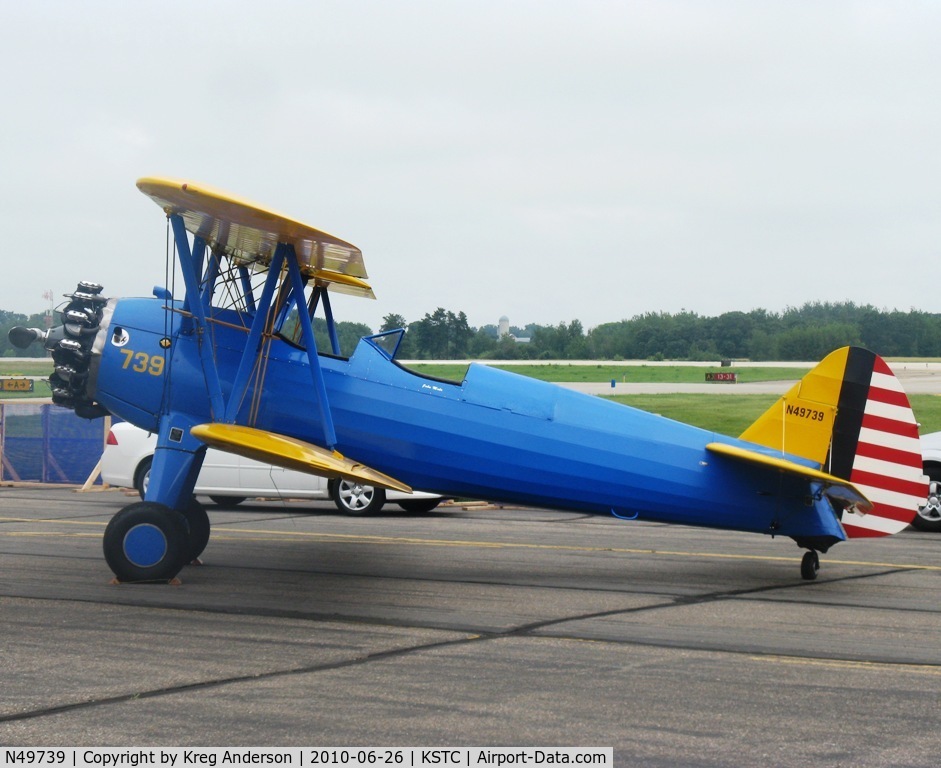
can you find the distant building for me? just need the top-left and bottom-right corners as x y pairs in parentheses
(498, 315), (530, 343)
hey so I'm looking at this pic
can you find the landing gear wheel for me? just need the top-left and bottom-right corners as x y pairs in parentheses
(182, 498), (211, 562)
(103, 502), (190, 583)
(330, 478), (386, 516)
(800, 550), (820, 581)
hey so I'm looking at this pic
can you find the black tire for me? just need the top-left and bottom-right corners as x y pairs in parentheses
(182, 498), (211, 561)
(800, 550), (819, 581)
(133, 455), (153, 500)
(912, 465), (941, 532)
(330, 478), (386, 515)
(208, 495), (247, 507)
(397, 498), (441, 514)
(103, 502), (190, 583)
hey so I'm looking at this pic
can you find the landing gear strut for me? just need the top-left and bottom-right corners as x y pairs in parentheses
(800, 550), (820, 581)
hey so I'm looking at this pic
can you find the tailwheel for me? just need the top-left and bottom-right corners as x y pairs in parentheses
(103, 502), (190, 583)
(800, 550), (820, 581)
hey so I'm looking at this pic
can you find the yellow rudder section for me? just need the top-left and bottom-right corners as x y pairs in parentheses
(738, 347), (849, 464)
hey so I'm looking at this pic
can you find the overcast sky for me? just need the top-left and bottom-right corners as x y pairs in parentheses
(2, 0), (939, 332)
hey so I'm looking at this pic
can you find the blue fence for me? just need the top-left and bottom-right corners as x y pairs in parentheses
(0, 403), (108, 484)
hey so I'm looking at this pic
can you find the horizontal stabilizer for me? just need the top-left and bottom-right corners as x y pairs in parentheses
(705, 442), (872, 513)
(190, 423), (412, 493)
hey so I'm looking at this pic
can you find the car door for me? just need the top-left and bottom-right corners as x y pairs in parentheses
(195, 448), (240, 494)
(267, 463), (328, 498)
(236, 455), (280, 494)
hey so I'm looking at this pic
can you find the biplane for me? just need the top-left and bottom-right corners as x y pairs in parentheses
(8, 177), (928, 583)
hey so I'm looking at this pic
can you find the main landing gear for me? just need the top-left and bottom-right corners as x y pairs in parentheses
(800, 550), (820, 581)
(103, 500), (210, 583)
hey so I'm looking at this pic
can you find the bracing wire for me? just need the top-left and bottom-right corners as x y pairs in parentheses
(161, 216), (173, 416)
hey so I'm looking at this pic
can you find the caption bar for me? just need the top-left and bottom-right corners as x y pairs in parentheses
(2, 750), (611, 768)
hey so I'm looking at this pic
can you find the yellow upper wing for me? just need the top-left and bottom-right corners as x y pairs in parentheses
(137, 176), (375, 299)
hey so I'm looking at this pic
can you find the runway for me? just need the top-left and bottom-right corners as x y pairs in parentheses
(560, 362), (941, 395)
(1, 487), (940, 765)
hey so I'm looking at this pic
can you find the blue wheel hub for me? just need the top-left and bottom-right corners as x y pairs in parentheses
(123, 523), (168, 567)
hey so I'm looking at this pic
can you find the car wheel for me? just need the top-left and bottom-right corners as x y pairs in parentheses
(397, 498), (441, 514)
(330, 478), (386, 515)
(913, 465), (941, 532)
(134, 456), (153, 500)
(208, 495), (247, 507)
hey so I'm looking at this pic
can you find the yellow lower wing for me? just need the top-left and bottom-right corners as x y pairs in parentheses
(190, 423), (412, 493)
(705, 442), (872, 512)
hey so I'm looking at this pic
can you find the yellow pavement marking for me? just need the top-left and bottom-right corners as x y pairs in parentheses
(753, 655), (941, 676)
(3, 515), (941, 572)
(0, 516), (105, 527)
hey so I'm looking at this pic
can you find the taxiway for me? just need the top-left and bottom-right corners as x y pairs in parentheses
(1, 487), (940, 766)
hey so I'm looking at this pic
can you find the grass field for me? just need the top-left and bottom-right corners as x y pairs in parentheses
(408, 362), (809, 384)
(5, 357), (941, 435)
(0, 360), (53, 376)
(0, 359), (881, 386)
(606, 393), (941, 437)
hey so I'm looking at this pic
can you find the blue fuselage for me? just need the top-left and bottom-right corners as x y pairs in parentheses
(91, 297), (844, 544)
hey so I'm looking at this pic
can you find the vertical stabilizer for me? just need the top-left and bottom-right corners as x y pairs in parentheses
(740, 347), (926, 538)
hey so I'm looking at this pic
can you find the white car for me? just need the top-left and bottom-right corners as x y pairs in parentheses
(100, 421), (444, 515)
(917, 431), (941, 531)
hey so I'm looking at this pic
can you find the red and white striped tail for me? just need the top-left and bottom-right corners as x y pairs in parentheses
(838, 356), (927, 538)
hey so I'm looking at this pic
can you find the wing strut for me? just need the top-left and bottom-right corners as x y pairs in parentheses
(319, 287), (342, 355)
(200, 250), (220, 312)
(169, 215), (225, 420)
(215, 240), (339, 450)
(238, 266), (257, 314)
(283, 245), (338, 448)
(307, 285), (341, 356)
(222, 243), (286, 424)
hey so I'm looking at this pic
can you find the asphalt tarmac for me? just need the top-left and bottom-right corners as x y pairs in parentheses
(1, 487), (940, 766)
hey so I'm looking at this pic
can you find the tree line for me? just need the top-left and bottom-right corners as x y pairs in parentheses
(4, 302), (941, 361)
(376, 302), (941, 361)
